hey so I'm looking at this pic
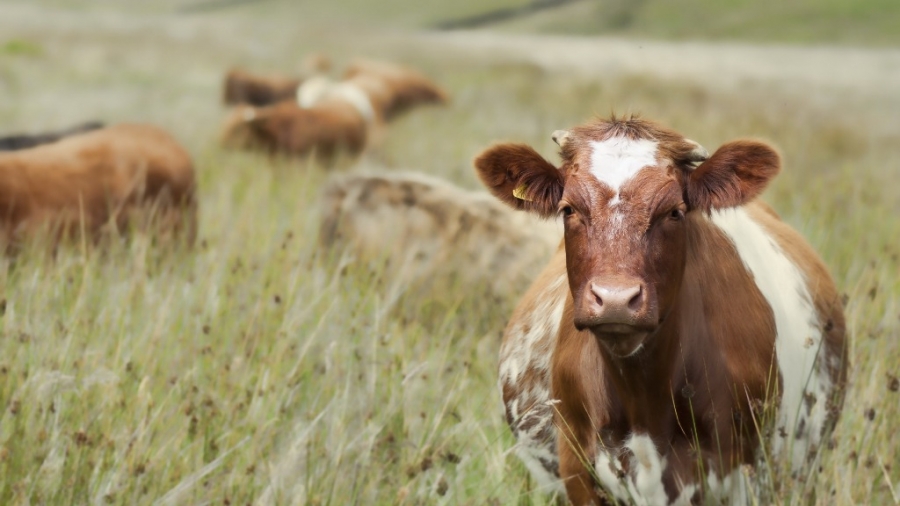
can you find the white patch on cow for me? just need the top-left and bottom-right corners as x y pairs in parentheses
(625, 434), (669, 505)
(498, 272), (567, 387)
(704, 466), (749, 505)
(296, 75), (332, 107)
(671, 483), (697, 506)
(330, 83), (376, 123)
(710, 207), (830, 471)
(499, 271), (568, 493)
(595, 434), (668, 506)
(296, 77), (376, 123)
(514, 433), (563, 493)
(588, 137), (659, 203)
(595, 448), (629, 498)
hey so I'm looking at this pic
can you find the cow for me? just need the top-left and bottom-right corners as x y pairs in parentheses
(222, 54), (332, 107)
(219, 97), (369, 162)
(0, 123), (197, 250)
(221, 59), (448, 160)
(473, 116), (848, 505)
(223, 68), (302, 107)
(340, 59), (449, 121)
(318, 171), (561, 300)
(0, 121), (105, 151)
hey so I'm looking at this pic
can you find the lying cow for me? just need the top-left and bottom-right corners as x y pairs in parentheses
(221, 59), (448, 160)
(474, 116), (848, 504)
(222, 54), (331, 107)
(0, 123), (197, 250)
(0, 121), (104, 151)
(223, 69), (303, 107)
(319, 171), (560, 300)
(220, 97), (369, 162)
(340, 59), (449, 121)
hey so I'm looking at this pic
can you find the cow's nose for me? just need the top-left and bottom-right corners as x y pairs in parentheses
(589, 282), (644, 324)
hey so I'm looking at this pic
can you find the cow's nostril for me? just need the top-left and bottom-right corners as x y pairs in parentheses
(590, 283), (604, 307)
(627, 286), (643, 311)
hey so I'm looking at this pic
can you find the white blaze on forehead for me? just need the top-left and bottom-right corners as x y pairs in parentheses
(589, 137), (660, 201)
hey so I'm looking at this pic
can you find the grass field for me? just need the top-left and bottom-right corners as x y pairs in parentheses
(1, 1), (899, 505)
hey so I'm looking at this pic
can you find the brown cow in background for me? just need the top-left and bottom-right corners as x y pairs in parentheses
(318, 171), (560, 300)
(0, 124), (197, 250)
(340, 59), (448, 121)
(223, 53), (332, 107)
(223, 69), (303, 107)
(220, 58), (448, 161)
(220, 99), (369, 162)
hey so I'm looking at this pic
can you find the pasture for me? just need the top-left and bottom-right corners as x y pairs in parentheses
(1, 1), (898, 504)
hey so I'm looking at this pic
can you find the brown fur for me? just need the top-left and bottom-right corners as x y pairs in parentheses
(474, 143), (563, 218)
(342, 60), (449, 121)
(0, 123), (196, 250)
(222, 59), (448, 160)
(222, 69), (303, 107)
(475, 116), (848, 504)
(220, 100), (368, 162)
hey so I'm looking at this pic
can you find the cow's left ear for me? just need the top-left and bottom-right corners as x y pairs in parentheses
(685, 140), (781, 211)
(474, 143), (564, 218)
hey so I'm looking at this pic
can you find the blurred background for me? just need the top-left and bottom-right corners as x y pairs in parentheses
(1, 1), (898, 504)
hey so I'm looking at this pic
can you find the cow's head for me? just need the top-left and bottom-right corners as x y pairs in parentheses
(475, 117), (780, 358)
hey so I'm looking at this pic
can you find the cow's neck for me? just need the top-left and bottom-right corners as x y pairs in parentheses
(599, 313), (683, 437)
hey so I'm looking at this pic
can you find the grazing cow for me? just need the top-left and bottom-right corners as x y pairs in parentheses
(319, 172), (560, 299)
(341, 59), (449, 121)
(0, 121), (105, 151)
(474, 116), (848, 504)
(0, 124), (197, 250)
(222, 59), (448, 160)
(220, 98), (369, 162)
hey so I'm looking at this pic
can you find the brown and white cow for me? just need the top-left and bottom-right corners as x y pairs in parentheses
(474, 117), (848, 504)
(222, 60), (448, 161)
(222, 55), (331, 107)
(0, 123), (197, 250)
(219, 98), (369, 162)
(340, 59), (449, 122)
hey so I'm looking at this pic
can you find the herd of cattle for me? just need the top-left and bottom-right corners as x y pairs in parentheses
(1, 54), (849, 505)
(0, 57), (450, 251)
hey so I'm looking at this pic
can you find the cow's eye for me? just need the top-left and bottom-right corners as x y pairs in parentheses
(669, 208), (685, 221)
(560, 205), (575, 217)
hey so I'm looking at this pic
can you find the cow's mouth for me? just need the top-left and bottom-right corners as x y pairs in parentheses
(590, 324), (650, 358)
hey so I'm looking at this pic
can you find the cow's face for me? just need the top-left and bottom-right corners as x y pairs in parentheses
(475, 117), (780, 358)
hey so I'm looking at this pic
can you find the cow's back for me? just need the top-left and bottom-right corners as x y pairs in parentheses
(0, 124), (196, 244)
(319, 172), (561, 299)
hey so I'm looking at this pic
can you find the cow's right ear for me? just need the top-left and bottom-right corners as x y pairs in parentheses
(474, 143), (564, 218)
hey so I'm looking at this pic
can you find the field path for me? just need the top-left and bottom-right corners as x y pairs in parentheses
(402, 30), (900, 133)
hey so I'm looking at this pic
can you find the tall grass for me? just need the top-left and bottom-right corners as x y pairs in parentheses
(1, 2), (898, 504)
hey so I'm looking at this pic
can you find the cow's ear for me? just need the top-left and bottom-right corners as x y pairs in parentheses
(686, 140), (780, 211)
(474, 143), (564, 218)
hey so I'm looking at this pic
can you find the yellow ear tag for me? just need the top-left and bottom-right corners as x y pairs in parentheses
(513, 184), (532, 202)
